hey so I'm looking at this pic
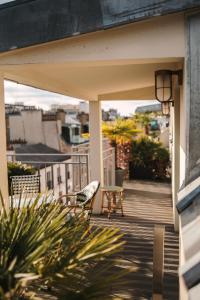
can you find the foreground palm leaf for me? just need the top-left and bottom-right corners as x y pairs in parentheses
(0, 193), (128, 299)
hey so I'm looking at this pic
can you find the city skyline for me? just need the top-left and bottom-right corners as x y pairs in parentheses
(4, 80), (157, 116)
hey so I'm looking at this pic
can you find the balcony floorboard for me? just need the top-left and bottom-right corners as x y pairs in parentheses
(91, 180), (179, 300)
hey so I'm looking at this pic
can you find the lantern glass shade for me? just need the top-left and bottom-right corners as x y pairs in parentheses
(155, 70), (172, 102)
(161, 101), (171, 116)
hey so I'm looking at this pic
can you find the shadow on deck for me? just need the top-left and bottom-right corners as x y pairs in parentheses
(91, 180), (179, 300)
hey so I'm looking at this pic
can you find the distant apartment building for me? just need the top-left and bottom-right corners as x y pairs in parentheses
(77, 111), (89, 134)
(61, 115), (86, 145)
(135, 103), (170, 148)
(51, 101), (89, 115)
(15, 143), (72, 198)
(51, 103), (79, 118)
(102, 108), (119, 121)
(135, 103), (162, 113)
(6, 103), (88, 152)
(6, 106), (62, 151)
(79, 101), (89, 113)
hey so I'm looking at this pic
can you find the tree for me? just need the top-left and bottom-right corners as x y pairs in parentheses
(102, 118), (140, 169)
(133, 112), (153, 135)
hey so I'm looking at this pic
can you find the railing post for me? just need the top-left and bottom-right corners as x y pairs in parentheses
(86, 154), (89, 185)
(51, 165), (54, 192)
(38, 167), (41, 193)
(79, 155), (82, 190)
(65, 163), (68, 194)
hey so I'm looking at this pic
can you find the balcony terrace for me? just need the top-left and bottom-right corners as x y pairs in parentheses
(92, 180), (179, 299)
(7, 151), (179, 298)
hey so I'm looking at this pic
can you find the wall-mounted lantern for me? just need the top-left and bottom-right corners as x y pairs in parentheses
(155, 69), (183, 116)
(161, 101), (171, 116)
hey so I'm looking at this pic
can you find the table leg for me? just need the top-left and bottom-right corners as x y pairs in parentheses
(101, 191), (105, 214)
(113, 192), (116, 213)
(120, 191), (124, 216)
(106, 191), (112, 219)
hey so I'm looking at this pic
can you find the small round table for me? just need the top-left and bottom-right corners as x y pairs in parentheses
(101, 186), (124, 218)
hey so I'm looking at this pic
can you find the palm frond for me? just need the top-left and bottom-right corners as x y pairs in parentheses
(0, 194), (131, 299)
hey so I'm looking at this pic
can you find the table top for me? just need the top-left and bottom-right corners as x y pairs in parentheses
(101, 186), (124, 192)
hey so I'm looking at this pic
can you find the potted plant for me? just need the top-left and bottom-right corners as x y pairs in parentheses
(130, 136), (170, 180)
(102, 118), (140, 186)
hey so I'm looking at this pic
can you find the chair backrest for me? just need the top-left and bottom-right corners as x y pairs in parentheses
(11, 175), (40, 196)
(76, 181), (100, 207)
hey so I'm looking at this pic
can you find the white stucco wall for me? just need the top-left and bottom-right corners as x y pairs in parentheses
(21, 110), (44, 144)
(9, 110), (62, 151)
(39, 160), (72, 199)
(42, 120), (61, 151)
(9, 114), (25, 141)
(159, 128), (169, 148)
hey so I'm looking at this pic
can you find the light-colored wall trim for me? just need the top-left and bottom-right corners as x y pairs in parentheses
(0, 74), (9, 207)
(89, 100), (104, 213)
(172, 77), (181, 232)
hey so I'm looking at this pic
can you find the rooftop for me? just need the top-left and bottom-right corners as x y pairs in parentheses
(135, 103), (162, 113)
(15, 143), (70, 168)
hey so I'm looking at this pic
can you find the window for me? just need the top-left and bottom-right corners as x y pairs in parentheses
(62, 126), (70, 143)
(57, 166), (62, 184)
(73, 127), (79, 136)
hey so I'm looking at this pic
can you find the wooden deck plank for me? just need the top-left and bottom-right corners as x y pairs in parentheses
(91, 180), (179, 300)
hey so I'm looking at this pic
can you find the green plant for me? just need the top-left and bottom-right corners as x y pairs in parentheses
(130, 137), (170, 180)
(7, 162), (36, 195)
(0, 194), (127, 300)
(133, 112), (161, 137)
(102, 118), (140, 169)
(133, 112), (152, 135)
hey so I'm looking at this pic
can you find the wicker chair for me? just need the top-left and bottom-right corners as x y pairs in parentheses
(58, 181), (100, 219)
(11, 175), (40, 196)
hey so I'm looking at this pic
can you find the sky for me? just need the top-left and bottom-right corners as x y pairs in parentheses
(4, 80), (158, 117)
(0, 0), (14, 4)
(0, 0), (15, 4)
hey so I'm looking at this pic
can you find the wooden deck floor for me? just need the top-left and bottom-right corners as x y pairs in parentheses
(91, 180), (179, 300)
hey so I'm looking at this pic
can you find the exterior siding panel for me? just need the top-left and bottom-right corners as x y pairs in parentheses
(0, 0), (199, 52)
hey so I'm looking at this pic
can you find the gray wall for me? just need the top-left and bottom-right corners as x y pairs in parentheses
(185, 11), (200, 185)
(0, 0), (200, 52)
(178, 11), (200, 300)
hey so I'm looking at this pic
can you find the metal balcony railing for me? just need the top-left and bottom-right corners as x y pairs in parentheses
(7, 139), (115, 199)
(72, 139), (115, 187)
(7, 153), (89, 198)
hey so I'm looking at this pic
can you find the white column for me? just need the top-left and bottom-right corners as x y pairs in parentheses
(89, 100), (104, 214)
(0, 74), (9, 208)
(172, 78), (180, 232)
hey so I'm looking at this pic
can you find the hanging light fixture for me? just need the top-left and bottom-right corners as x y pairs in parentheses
(155, 69), (183, 115)
(161, 102), (171, 116)
(155, 70), (173, 102)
